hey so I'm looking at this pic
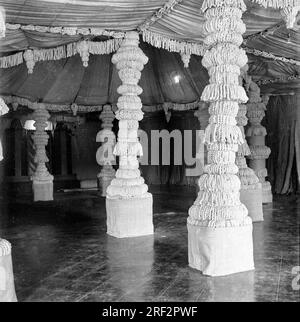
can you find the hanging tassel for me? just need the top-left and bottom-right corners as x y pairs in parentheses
(23, 49), (35, 74)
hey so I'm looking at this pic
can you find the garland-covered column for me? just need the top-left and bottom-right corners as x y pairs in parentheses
(31, 103), (54, 201)
(0, 102), (17, 302)
(246, 82), (272, 203)
(236, 103), (264, 222)
(0, 14), (18, 300)
(106, 31), (153, 238)
(96, 105), (116, 197)
(187, 0), (254, 276)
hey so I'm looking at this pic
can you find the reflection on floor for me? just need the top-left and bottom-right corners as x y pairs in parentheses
(0, 186), (299, 302)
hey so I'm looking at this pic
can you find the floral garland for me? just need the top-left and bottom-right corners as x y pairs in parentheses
(1, 95), (105, 114)
(5, 23), (125, 38)
(0, 38), (123, 72)
(257, 74), (300, 85)
(245, 47), (300, 66)
(1, 95), (203, 114)
(138, 0), (183, 31)
(250, 0), (299, 9)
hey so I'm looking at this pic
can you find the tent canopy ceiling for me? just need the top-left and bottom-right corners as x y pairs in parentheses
(0, 0), (299, 104)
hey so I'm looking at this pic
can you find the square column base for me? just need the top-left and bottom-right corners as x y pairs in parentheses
(240, 188), (264, 222)
(187, 224), (254, 277)
(106, 194), (154, 238)
(0, 241), (17, 302)
(262, 189), (273, 204)
(33, 180), (53, 202)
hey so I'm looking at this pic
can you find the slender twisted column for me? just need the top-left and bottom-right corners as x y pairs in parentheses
(246, 82), (272, 203)
(31, 104), (53, 201)
(187, 0), (254, 276)
(106, 31), (153, 238)
(96, 105), (116, 197)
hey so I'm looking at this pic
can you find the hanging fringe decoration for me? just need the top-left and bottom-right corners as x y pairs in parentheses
(88, 38), (123, 55)
(0, 52), (23, 68)
(280, 5), (300, 28)
(0, 38), (123, 72)
(142, 30), (207, 56)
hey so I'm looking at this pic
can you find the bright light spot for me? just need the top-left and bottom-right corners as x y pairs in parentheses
(24, 120), (53, 131)
(174, 75), (181, 84)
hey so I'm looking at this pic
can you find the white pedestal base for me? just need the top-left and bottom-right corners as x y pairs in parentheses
(240, 188), (264, 222)
(33, 180), (53, 202)
(80, 179), (97, 189)
(262, 188), (273, 204)
(106, 193), (154, 238)
(0, 240), (17, 302)
(187, 224), (254, 277)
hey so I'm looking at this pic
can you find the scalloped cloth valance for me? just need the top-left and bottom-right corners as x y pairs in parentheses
(0, 0), (299, 106)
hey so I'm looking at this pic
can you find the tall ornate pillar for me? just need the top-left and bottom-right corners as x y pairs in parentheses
(192, 102), (210, 187)
(31, 103), (54, 201)
(187, 0), (254, 276)
(236, 103), (263, 222)
(106, 31), (153, 238)
(246, 82), (272, 203)
(0, 104), (17, 301)
(96, 105), (116, 197)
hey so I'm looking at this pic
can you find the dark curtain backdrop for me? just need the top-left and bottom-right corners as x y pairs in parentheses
(140, 110), (199, 186)
(265, 93), (300, 194)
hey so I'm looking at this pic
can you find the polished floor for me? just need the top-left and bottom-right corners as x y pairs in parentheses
(0, 186), (299, 302)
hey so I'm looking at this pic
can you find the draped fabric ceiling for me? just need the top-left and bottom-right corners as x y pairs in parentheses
(0, 0), (299, 106)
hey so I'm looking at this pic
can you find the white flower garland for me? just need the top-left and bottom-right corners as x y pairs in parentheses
(245, 47), (300, 66)
(138, 0), (183, 31)
(257, 74), (300, 85)
(250, 0), (299, 9)
(5, 23), (125, 38)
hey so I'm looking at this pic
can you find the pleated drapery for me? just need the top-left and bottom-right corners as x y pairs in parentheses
(265, 94), (300, 194)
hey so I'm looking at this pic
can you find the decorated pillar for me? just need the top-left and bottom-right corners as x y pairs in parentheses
(0, 11), (17, 301)
(31, 103), (54, 201)
(106, 31), (153, 238)
(188, 0), (254, 276)
(191, 102), (210, 188)
(246, 82), (272, 203)
(236, 103), (264, 222)
(0, 101), (18, 301)
(96, 105), (116, 197)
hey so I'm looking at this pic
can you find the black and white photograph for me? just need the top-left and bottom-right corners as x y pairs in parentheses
(0, 0), (299, 308)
